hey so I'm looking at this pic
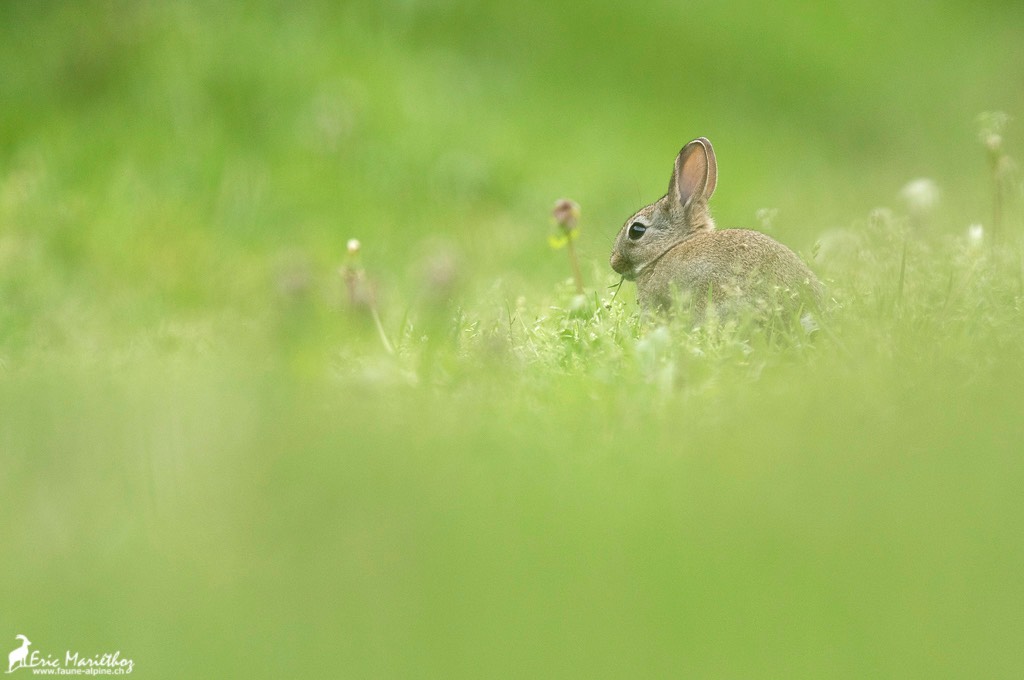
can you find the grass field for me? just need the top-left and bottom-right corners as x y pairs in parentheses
(2, 1), (1024, 677)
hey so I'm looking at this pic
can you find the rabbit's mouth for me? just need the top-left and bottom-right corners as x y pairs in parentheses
(609, 252), (639, 280)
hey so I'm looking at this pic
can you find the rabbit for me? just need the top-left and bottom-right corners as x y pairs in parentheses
(610, 137), (822, 325)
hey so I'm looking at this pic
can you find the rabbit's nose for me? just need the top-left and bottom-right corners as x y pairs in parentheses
(609, 251), (633, 279)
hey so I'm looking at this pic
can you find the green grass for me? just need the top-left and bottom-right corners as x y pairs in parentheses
(2, 1), (1024, 678)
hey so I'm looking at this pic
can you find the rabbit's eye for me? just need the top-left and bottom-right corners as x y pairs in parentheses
(628, 222), (647, 240)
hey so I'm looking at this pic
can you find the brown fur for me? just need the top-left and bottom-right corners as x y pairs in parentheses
(610, 138), (821, 323)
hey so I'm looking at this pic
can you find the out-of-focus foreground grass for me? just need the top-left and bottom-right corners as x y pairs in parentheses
(1, 1), (1024, 677)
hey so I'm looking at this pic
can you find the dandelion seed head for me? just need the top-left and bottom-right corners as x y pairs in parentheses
(967, 223), (984, 247)
(900, 178), (940, 216)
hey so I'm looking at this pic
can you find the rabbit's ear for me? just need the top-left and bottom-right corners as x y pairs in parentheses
(670, 137), (717, 207)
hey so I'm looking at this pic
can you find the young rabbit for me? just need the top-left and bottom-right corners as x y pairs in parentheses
(610, 138), (821, 324)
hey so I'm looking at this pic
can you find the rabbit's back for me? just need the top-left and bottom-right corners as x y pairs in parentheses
(637, 229), (821, 319)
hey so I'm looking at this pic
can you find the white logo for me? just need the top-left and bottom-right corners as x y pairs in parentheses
(6, 634), (134, 675)
(7, 636), (30, 674)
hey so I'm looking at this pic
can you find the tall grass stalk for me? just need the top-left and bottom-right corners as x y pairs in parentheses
(552, 199), (585, 294)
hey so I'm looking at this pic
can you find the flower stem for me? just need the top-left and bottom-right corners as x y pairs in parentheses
(370, 306), (394, 355)
(566, 236), (584, 294)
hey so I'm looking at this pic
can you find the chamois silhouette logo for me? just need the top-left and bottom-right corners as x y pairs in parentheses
(6, 635), (30, 674)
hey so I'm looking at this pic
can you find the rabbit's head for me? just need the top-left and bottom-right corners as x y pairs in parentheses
(610, 137), (718, 280)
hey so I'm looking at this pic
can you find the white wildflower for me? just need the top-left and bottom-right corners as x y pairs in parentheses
(967, 224), (984, 247)
(900, 178), (940, 216)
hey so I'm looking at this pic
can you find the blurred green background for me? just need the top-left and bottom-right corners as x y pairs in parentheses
(1, 1), (1023, 677)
